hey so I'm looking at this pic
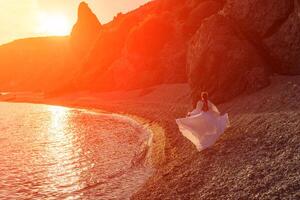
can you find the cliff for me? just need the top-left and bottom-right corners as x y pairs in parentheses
(71, 0), (300, 102)
(0, 0), (299, 103)
(188, 0), (300, 104)
(72, 0), (222, 91)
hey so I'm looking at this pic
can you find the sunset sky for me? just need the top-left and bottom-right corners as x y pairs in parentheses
(0, 0), (150, 45)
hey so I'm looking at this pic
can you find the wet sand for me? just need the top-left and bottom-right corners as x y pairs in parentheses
(3, 76), (300, 199)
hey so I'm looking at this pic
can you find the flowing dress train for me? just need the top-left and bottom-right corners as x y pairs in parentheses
(176, 101), (230, 151)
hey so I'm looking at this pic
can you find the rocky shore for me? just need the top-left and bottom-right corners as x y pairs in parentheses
(132, 76), (300, 199)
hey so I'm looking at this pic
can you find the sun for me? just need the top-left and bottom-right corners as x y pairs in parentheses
(37, 12), (72, 36)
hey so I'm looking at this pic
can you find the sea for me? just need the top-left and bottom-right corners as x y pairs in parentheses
(0, 102), (152, 199)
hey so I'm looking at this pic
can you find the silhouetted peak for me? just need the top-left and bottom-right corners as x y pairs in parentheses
(70, 1), (102, 56)
(77, 1), (102, 26)
(79, 2), (89, 11)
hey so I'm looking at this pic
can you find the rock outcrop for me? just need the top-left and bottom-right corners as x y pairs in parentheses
(70, 2), (101, 57)
(222, 0), (300, 74)
(187, 15), (270, 104)
(188, 0), (300, 103)
(223, 0), (294, 37)
(75, 3), (187, 91)
(73, 0), (222, 92)
(263, 0), (300, 74)
(184, 1), (223, 36)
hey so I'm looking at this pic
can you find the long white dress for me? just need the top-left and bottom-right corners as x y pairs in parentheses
(176, 101), (230, 151)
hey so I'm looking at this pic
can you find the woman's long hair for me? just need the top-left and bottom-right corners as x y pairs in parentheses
(201, 92), (209, 112)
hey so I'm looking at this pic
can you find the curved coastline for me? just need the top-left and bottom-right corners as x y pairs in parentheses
(78, 108), (167, 168)
(0, 99), (168, 198)
(0, 100), (166, 168)
(1, 77), (299, 199)
(0, 83), (193, 199)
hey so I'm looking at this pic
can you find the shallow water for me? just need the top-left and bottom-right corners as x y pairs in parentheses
(0, 102), (152, 199)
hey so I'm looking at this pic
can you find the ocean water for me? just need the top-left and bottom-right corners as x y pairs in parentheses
(0, 102), (152, 199)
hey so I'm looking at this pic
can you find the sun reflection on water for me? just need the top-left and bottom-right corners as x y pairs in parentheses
(46, 106), (83, 197)
(49, 106), (68, 131)
(0, 103), (152, 199)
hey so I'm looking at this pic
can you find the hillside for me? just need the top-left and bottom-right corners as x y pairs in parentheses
(71, 0), (223, 91)
(0, 36), (71, 92)
(0, 0), (299, 102)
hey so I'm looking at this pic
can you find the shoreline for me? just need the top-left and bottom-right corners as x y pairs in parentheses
(0, 100), (165, 199)
(1, 83), (192, 167)
(0, 101), (155, 199)
(1, 76), (300, 199)
(1, 99), (167, 168)
(0, 83), (192, 199)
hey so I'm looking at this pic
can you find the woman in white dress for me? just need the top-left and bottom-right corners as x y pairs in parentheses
(176, 92), (230, 151)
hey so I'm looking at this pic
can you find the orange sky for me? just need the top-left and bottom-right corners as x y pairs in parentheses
(0, 0), (150, 45)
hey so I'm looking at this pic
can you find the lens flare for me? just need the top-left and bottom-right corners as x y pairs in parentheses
(37, 12), (71, 36)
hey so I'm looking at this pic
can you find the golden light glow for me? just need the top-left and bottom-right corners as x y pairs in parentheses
(37, 12), (72, 36)
(46, 106), (82, 193)
(49, 106), (68, 130)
